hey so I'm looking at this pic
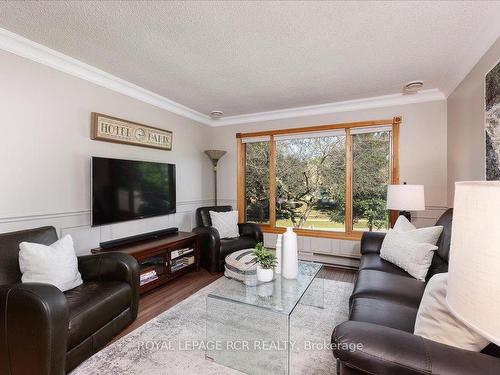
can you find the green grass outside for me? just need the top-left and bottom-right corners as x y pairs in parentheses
(276, 218), (375, 231)
(252, 207), (388, 232)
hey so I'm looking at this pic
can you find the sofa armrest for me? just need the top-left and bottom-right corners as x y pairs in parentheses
(192, 226), (221, 272)
(332, 321), (500, 375)
(0, 283), (69, 375)
(238, 223), (263, 243)
(360, 232), (386, 255)
(78, 253), (140, 318)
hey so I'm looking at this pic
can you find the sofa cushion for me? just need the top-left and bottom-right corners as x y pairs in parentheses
(393, 215), (417, 232)
(350, 297), (418, 333)
(380, 230), (439, 282)
(19, 234), (83, 292)
(209, 210), (239, 238)
(220, 237), (256, 259)
(195, 205), (232, 227)
(359, 254), (412, 277)
(350, 270), (426, 308)
(65, 281), (131, 349)
(414, 273), (489, 351)
(382, 224), (443, 246)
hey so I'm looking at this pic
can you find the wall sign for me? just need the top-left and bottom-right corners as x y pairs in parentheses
(91, 112), (172, 151)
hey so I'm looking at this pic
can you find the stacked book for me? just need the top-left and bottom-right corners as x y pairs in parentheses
(140, 269), (158, 286)
(170, 247), (193, 259)
(170, 255), (195, 272)
(181, 255), (195, 266)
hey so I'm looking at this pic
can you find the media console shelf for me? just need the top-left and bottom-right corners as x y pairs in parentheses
(91, 231), (200, 295)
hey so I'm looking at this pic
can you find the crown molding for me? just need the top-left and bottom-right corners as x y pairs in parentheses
(211, 89), (446, 126)
(0, 28), (446, 128)
(0, 28), (213, 126)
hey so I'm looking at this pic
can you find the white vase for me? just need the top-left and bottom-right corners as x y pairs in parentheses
(275, 234), (283, 274)
(257, 265), (274, 283)
(282, 227), (298, 279)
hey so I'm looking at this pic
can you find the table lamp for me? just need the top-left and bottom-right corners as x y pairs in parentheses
(386, 183), (425, 221)
(446, 181), (500, 345)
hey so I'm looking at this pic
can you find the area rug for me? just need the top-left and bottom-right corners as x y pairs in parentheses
(71, 277), (353, 375)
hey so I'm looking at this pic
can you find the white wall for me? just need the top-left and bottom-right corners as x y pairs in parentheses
(0, 48), (450, 266)
(212, 100), (448, 265)
(447, 38), (500, 204)
(0, 50), (214, 254)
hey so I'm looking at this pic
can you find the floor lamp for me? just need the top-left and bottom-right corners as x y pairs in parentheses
(204, 150), (226, 205)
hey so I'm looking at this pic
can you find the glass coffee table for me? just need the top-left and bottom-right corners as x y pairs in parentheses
(206, 261), (324, 375)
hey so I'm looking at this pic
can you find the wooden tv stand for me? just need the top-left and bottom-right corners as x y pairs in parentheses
(91, 231), (200, 295)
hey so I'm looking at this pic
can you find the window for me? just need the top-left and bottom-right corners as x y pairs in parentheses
(237, 117), (400, 239)
(351, 128), (391, 232)
(244, 139), (270, 223)
(275, 132), (346, 231)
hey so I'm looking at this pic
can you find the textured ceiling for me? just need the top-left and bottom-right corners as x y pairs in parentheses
(0, 1), (499, 117)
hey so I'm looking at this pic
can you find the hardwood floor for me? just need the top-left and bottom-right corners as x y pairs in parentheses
(318, 266), (356, 283)
(114, 267), (222, 341)
(115, 265), (356, 341)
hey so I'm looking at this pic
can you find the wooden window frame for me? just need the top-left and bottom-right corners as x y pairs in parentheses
(237, 117), (401, 241)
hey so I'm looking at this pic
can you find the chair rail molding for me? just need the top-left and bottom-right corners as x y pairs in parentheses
(0, 199), (214, 255)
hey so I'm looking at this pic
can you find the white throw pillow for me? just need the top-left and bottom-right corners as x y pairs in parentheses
(380, 229), (438, 281)
(209, 210), (239, 239)
(393, 215), (417, 232)
(394, 224), (443, 246)
(19, 234), (83, 292)
(414, 273), (489, 351)
(380, 218), (443, 281)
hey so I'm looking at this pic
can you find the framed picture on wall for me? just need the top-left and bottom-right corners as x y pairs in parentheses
(91, 112), (173, 151)
(486, 60), (500, 180)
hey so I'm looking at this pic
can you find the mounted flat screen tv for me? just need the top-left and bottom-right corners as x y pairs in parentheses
(92, 157), (176, 226)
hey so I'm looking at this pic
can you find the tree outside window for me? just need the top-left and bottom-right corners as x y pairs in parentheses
(240, 120), (397, 235)
(275, 135), (345, 231)
(351, 131), (390, 231)
(245, 141), (270, 223)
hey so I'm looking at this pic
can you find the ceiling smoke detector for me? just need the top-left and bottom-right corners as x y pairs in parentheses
(403, 81), (424, 94)
(210, 110), (224, 119)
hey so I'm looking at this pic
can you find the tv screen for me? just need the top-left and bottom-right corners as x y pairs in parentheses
(92, 157), (176, 226)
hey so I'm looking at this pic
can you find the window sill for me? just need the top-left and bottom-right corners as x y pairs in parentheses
(259, 226), (364, 241)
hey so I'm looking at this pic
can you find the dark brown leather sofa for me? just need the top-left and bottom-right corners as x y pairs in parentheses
(192, 206), (263, 272)
(332, 208), (500, 374)
(0, 226), (140, 375)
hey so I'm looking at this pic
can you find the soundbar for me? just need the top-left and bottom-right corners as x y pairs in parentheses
(99, 227), (179, 249)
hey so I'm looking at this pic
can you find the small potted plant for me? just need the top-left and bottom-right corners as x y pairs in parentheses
(252, 243), (277, 283)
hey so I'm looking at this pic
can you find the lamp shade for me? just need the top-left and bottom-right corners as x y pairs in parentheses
(204, 150), (226, 166)
(386, 184), (425, 211)
(447, 181), (500, 345)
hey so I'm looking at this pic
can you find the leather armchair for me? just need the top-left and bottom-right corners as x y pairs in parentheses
(0, 282), (68, 375)
(193, 206), (263, 272)
(0, 226), (139, 374)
